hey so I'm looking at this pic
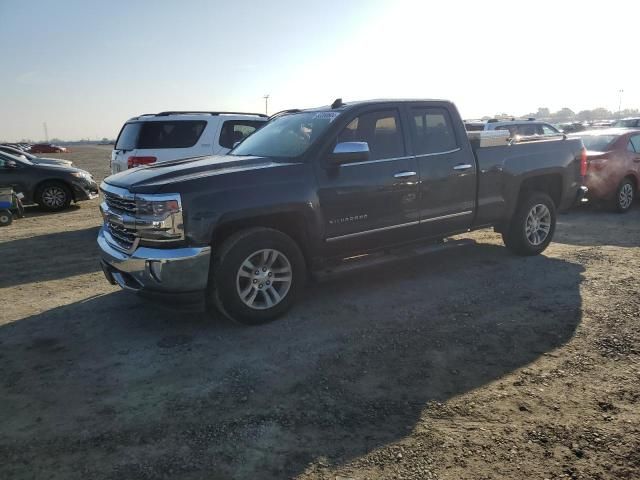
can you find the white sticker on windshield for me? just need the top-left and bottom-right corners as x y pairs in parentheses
(313, 112), (340, 122)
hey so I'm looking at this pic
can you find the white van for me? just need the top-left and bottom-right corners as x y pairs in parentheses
(110, 111), (268, 174)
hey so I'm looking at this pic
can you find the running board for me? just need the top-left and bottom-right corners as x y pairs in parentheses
(313, 238), (476, 281)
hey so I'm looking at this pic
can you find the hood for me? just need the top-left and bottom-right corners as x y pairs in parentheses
(31, 162), (89, 175)
(30, 157), (73, 167)
(103, 155), (299, 192)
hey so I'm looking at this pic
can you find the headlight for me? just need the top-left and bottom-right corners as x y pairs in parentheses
(134, 193), (185, 245)
(71, 171), (92, 180)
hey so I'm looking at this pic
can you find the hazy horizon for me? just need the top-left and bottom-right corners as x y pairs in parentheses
(1, 0), (639, 142)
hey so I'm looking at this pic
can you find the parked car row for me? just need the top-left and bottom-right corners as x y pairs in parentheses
(0, 142), (69, 154)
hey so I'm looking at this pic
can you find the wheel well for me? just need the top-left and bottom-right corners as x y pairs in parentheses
(34, 179), (75, 202)
(623, 174), (638, 190)
(211, 213), (310, 260)
(518, 174), (562, 207)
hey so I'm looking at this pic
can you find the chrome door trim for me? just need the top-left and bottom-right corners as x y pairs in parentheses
(326, 220), (419, 242)
(393, 171), (417, 178)
(420, 210), (473, 223)
(453, 163), (473, 171)
(325, 211), (473, 242)
(341, 155), (415, 167)
(414, 147), (461, 158)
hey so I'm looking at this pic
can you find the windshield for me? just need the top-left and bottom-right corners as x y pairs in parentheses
(569, 134), (617, 152)
(230, 111), (340, 158)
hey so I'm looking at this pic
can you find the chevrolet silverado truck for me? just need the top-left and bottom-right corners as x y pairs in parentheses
(98, 99), (587, 325)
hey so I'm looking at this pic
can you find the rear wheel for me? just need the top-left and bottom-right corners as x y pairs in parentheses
(208, 228), (306, 325)
(37, 182), (72, 211)
(502, 192), (556, 256)
(613, 178), (635, 213)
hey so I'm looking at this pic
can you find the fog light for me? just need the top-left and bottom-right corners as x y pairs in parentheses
(148, 260), (163, 282)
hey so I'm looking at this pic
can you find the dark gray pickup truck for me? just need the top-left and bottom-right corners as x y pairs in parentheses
(98, 99), (587, 324)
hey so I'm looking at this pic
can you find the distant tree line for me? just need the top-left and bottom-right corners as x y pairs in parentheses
(482, 107), (639, 124)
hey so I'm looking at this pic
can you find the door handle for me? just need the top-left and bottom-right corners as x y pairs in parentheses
(634, 157), (640, 163)
(453, 163), (473, 171)
(393, 171), (417, 178)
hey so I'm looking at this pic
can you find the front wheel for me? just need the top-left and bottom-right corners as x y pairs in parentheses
(37, 182), (72, 211)
(502, 192), (556, 256)
(0, 210), (12, 227)
(613, 178), (635, 213)
(209, 228), (306, 325)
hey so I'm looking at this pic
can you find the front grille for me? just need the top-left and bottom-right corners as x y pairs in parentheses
(107, 221), (136, 251)
(103, 190), (136, 214)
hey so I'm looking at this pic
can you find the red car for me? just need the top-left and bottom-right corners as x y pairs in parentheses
(29, 143), (68, 154)
(569, 129), (640, 212)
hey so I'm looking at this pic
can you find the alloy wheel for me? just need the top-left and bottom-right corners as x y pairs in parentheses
(42, 186), (67, 208)
(525, 203), (551, 246)
(236, 249), (293, 310)
(619, 183), (634, 210)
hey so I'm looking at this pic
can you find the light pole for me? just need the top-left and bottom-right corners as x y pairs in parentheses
(263, 94), (270, 115)
(618, 89), (624, 118)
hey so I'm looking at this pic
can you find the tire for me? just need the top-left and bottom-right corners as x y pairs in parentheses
(208, 227), (306, 325)
(502, 192), (556, 256)
(613, 178), (635, 213)
(37, 181), (72, 211)
(0, 210), (12, 227)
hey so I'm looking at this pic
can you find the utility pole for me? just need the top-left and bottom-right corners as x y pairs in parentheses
(618, 89), (624, 118)
(263, 94), (270, 115)
(43, 122), (49, 142)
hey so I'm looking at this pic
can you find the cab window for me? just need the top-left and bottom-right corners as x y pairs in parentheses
(336, 110), (405, 160)
(410, 107), (458, 155)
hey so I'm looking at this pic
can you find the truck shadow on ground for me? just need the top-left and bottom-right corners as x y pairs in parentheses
(0, 226), (100, 288)
(0, 243), (585, 480)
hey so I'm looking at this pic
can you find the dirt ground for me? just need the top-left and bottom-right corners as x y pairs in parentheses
(1, 146), (639, 480)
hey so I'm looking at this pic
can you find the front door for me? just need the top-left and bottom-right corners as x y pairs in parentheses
(408, 105), (477, 236)
(314, 108), (420, 253)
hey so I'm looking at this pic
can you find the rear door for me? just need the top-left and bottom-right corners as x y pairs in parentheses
(409, 105), (476, 235)
(315, 107), (420, 251)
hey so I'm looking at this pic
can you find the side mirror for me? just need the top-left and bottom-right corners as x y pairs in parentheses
(5, 160), (18, 169)
(328, 142), (370, 165)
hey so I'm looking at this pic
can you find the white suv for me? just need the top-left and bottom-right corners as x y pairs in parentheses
(110, 111), (268, 174)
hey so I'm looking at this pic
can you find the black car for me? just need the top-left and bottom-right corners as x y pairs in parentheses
(0, 151), (98, 211)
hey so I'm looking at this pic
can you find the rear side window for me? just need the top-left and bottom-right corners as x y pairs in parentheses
(336, 110), (405, 160)
(115, 123), (141, 150)
(219, 120), (264, 149)
(630, 135), (640, 152)
(410, 107), (458, 155)
(136, 121), (207, 149)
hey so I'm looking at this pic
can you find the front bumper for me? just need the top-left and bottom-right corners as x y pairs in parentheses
(72, 180), (99, 201)
(98, 227), (211, 295)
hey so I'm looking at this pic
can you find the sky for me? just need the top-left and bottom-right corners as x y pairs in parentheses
(1, 0), (639, 141)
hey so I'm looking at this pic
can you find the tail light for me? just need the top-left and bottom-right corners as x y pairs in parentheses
(580, 147), (587, 176)
(127, 156), (157, 169)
